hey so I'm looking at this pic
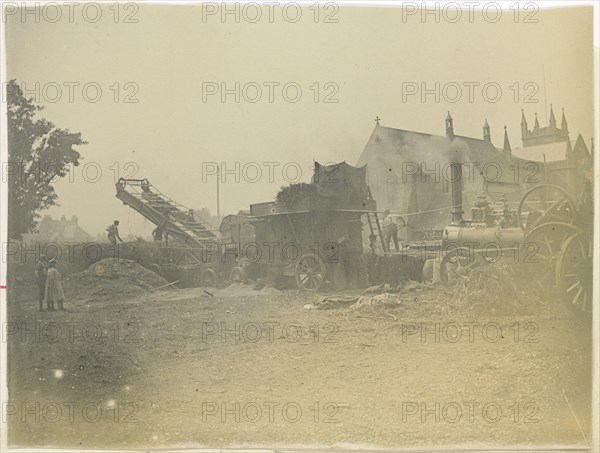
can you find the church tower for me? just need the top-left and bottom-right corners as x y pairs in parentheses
(521, 107), (570, 147)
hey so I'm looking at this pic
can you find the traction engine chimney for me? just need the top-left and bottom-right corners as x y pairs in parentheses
(450, 161), (463, 224)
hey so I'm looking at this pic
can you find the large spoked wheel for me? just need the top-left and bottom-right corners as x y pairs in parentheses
(517, 184), (577, 231)
(440, 247), (483, 286)
(556, 232), (593, 314)
(201, 268), (218, 288)
(519, 222), (581, 290)
(520, 222), (582, 262)
(230, 266), (246, 284)
(295, 254), (326, 291)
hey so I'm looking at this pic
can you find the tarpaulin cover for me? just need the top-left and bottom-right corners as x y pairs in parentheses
(311, 162), (369, 203)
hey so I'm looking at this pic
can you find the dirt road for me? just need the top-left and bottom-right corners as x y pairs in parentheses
(5, 283), (592, 450)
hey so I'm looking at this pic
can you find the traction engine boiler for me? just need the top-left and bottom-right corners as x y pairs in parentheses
(441, 162), (523, 252)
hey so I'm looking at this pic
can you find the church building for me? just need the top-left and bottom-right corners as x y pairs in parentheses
(356, 108), (592, 240)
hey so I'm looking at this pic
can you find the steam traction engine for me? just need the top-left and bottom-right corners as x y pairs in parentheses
(438, 161), (593, 313)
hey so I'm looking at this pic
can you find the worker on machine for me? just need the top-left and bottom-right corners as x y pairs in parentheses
(152, 226), (164, 242)
(382, 210), (400, 252)
(106, 220), (124, 245)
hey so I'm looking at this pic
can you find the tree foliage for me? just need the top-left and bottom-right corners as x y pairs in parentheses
(6, 79), (87, 239)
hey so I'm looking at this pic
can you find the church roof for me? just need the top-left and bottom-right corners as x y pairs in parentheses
(357, 124), (516, 183)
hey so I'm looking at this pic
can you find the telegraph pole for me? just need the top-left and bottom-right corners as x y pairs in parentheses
(216, 166), (221, 218)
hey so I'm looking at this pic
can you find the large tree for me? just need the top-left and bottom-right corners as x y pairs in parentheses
(6, 79), (87, 239)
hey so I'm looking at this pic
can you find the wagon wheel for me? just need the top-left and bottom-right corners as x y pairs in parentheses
(520, 222), (582, 289)
(295, 254), (326, 291)
(201, 268), (218, 288)
(556, 232), (593, 313)
(230, 266), (246, 284)
(440, 247), (482, 286)
(517, 184), (576, 231)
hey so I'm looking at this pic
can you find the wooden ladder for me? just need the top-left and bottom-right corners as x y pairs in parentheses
(365, 185), (387, 253)
(366, 211), (387, 253)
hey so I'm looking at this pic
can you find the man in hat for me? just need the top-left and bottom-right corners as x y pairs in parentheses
(106, 220), (124, 245)
(45, 259), (65, 311)
(34, 255), (48, 312)
(382, 210), (400, 252)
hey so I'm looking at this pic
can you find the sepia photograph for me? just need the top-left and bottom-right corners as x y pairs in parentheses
(0, 1), (598, 451)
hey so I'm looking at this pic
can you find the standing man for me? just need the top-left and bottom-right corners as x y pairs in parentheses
(45, 259), (65, 311)
(382, 210), (400, 252)
(152, 226), (164, 242)
(106, 220), (124, 245)
(35, 255), (48, 312)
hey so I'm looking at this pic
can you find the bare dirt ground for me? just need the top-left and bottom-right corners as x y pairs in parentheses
(5, 275), (593, 450)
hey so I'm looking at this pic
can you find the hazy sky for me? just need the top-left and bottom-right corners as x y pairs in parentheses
(5, 3), (594, 236)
